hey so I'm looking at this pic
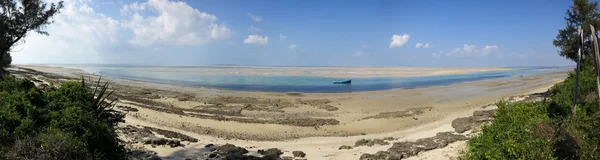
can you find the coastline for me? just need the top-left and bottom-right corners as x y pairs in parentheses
(33, 64), (517, 78)
(7, 65), (569, 159)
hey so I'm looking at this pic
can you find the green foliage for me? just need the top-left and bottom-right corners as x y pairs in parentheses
(0, 76), (126, 160)
(466, 65), (600, 159)
(553, 0), (600, 62)
(6, 128), (103, 160)
(1, 0), (64, 75)
(467, 102), (554, 160)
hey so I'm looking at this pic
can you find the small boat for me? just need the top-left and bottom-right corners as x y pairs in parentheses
(333, 79), (351, 84)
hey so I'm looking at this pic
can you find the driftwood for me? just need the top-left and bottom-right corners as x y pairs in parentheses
(589, 25), (600, 109)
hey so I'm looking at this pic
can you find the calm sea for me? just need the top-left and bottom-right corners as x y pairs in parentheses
(52, 65), (570, 93)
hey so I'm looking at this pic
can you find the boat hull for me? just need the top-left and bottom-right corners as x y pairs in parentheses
(333, 79), (352, 84)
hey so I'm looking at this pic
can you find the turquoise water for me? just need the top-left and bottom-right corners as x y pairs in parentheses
(54, 65), (570, 92)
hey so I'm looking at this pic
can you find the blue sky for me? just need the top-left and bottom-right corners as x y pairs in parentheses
(14, 0), (576, 66)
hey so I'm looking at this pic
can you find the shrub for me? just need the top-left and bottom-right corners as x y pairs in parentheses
(467, 102), (554, 160)
(0, 76), (126, 160)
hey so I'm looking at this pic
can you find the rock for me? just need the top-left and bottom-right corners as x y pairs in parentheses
(292, 151), (306, 157)
(258, 148), (283, 160)
(451, 117), (477, 133)
(205, 144), (214, 148)
(214, 144), (249, 159)
(355, 139), (369, 146)
(360, 151), (398, 160)
(383, 137), (395, 141)
(127, 149), (161, 160)
(338, 145), (353, 150)
(452, 109), (496, 133)
(143, 126), (199, 142)
(281, 156), (294, 160)
(168, 140), (181, 148)
(355, 139), (389, 147)
(144, 138), (169, 145)
(208, 153), (217, 158)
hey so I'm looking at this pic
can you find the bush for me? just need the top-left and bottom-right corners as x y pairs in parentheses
(467, 102), (554, 160)
(0, 76), (126, 160)
(466, 66), (600, 160)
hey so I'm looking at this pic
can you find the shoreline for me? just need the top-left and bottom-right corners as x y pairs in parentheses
(7, 65), (568, 159)
(21, 64), (520, 79)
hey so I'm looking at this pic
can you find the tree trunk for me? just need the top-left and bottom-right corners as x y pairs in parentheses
(0, 51), (4, 79)
(589, 25), (600, 109)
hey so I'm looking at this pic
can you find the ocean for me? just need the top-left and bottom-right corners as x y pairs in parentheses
(52, 65), (570, 93)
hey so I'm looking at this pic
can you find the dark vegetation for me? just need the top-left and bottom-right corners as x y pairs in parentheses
(0, 75), (127, 159)
(1, 0), (64, 76)
(466, 0), (600, 159)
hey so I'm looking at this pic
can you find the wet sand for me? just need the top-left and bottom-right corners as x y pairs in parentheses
(8, 65), (568, 159)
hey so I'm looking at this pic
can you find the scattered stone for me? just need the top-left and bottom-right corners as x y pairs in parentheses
(208, 153), (217, 158)
(383, 137), (395, 141)
(214, 144), (249, 159)
(355, 139), (390, 147)
(144, 138), (168, 145)
(359, 132), (467, 160)
(127, 149), (161, 160)
(117, 105), (139, 112)
(362, 107), (432, 120)
(339, 145), (353, 150)
(205, 144), (214, 148)
(292, 151), (306, 157)
(143, 126), (199, 142)
(281, 156), (294, 160)
(258, 148), (284, 160)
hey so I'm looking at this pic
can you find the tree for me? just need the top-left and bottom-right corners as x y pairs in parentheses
(0, 52), (10, 69)
(0, 0), (63, 76)
(553, 0), (600, 63)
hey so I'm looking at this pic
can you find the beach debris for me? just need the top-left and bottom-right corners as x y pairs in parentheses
(292, 151), (306, 158)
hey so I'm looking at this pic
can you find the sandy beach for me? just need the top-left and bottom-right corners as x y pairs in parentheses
(66, 65), (514, 78)
(8, 65), (568, 160)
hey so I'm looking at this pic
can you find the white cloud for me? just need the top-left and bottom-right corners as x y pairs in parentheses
(244, 34), (269, 45)
(361, 44), (369, 48)
(280, 34), (287, 41)
(435, 44), (499, 57)
(481, 45), (499, 56)
(249, 26), (260, 32)
(16, 0), (125, 63)
(14, 0), (233, 64)
(390, 33), (410, 48)
(416, 43), (423, 48)
(423, 43), (431, 48)
(121, 0), (232, 47)
(463, 44), (476, 53)
(248, 13), (262, 22)
(289, 44), (297, 50)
